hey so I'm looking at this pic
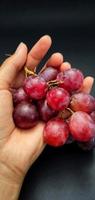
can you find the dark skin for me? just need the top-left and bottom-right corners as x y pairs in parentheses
(0, 35), (94, 199)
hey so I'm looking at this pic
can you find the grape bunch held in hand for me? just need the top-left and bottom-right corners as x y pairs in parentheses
(12, 65), (95, 151)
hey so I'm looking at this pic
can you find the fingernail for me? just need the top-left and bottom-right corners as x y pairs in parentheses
(15, 42), (24, 54)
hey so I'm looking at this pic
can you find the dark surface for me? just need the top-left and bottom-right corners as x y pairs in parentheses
(0, 1), (95, 200)
(20, 144), (95, 200)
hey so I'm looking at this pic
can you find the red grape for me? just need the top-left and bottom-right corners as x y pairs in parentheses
(39, 67), (58, 82)
(57, 68), (84, 93)
(69, 111), (95, 142)
(70, 92), (95, 113)
(44, 118), (69, 147)
(13, 102), (39, 129)
(12, 87), (29, 105)
(24, 76), (48, 100)
(47, 87), (70, 111)
(11, 55), (95, 153)
(38, 99), (57, 122)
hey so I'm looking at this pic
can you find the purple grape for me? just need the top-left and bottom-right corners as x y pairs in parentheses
(13, 102), (39, 129)
(38, 99), (57, 122)
(39, 67), (58, 82)
(12, 87), (29, 105)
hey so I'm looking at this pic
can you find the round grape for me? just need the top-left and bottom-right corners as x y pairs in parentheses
(57, 68), (84, 93)
(44, 118), (69, 147)
(39, 66), (58, 82)
(69, 111), (95, 142)
(13, 102), (39, 129)
(70, 92), (95, 113)
(12, 87), (29, 105)
(47, 87), (70, 111)
(24, 76), (48, 100)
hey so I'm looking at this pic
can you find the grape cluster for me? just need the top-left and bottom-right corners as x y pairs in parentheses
(12, 66), (95, 151)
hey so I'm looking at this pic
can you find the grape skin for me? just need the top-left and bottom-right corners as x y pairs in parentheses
(39, 66), (58, 82)
(38, 99), (57, 122)
(57, 68), (84, 93)
(44, 118), (69, 147)
(70, 92), (95, 113)
(46, 87), (70, 111)
(12, 87), (29, 105)
(24, 76), (48, 100)
(69, 111), (95, 142)
(13, 102), (39, 129)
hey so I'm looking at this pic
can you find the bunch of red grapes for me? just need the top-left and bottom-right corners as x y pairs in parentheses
(12, 65), (95, 151)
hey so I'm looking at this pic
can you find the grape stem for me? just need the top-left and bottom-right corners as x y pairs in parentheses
(48, 80), (64, 89)
(66, 108), (74, 115)
(48, 80), (59, 89)
(24, 67), (37, 78)
(58, 108), (74, 120)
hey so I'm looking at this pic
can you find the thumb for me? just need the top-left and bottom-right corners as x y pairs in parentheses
(0, 42), (27, 90)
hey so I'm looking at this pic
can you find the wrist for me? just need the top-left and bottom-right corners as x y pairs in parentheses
(0, 177), (22, 200)
(0, 159), (25, 185)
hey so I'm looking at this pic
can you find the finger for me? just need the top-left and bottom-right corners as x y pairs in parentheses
(12, 36), (51, 88)
(60, 61), (71, 72)
(26, 35), (52, 70)
(12, 70), (25, 88)
(79, 76), (94, 94)
(0, 43), (27, 90)
(46, 52), (63, 68)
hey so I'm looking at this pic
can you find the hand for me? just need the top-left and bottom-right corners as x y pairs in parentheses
(0, 35), (94, 199)
(0, 35), (67, 184)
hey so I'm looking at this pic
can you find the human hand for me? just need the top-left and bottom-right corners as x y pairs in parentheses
(0, 35), (94, 199)
(0, 35), (67, 186)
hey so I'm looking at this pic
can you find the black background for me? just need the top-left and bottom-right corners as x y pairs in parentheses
(0, 1), (95, 200)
